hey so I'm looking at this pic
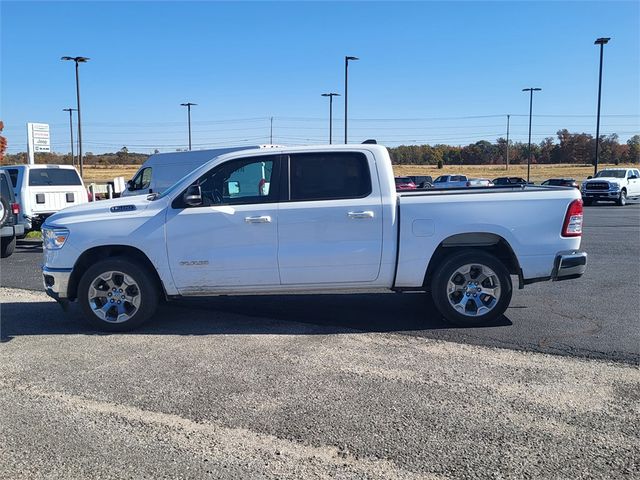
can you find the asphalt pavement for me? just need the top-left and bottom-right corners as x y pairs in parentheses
(1, 202), (638, 364)
(1, 286), (638, 479)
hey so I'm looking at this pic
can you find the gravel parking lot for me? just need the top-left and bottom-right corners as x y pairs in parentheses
(0, 202), (638, 479)
(1, 287), (639, 479)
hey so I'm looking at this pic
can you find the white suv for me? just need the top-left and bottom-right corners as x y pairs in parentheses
(581, 168), (640, 206)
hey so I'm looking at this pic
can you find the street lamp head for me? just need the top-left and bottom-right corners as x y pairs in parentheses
(522, 87), (542, 92)
(595, 37), (611, 45)
(346, 56), (359, 61)
(61, 56), (90, 62)
(180, 102), (197, 107)
(62, 108), (77, 112)
(322, 93), (341, 97)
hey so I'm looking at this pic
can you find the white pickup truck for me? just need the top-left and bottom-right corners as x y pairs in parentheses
(41, 145), (587, 331)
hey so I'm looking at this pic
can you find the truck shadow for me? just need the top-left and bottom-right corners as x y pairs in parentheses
(0, 292), (512, 341)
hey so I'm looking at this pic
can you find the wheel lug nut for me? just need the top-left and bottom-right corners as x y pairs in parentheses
(110, 299), (114, 303)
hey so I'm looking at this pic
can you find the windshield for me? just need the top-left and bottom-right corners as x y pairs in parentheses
(595, 170), (626, 178)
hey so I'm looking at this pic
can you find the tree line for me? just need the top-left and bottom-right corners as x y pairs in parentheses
(388, 131), (640, 166)
(1, 130), (639, 167)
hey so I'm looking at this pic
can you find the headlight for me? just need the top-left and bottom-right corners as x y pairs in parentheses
(42, 227), (70, 250)
(610, 183), (620, 191)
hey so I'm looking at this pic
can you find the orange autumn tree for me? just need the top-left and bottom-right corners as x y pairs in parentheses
(0, 121), (6, 163)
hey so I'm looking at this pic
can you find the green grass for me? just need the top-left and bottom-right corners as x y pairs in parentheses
(25, 230), (42, 239)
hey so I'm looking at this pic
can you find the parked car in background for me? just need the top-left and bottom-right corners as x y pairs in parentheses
(42, 144), (586, 332)
(541, 178), (578, 189)
(408, 175), (433, 188)
(466, 178), (494, 187)
(581, 168), (640, 206)
(493, 176), (529, 186)
(0, 170), (24, 258)
(432, 175), (468, 189)
(395, 176), (417, 190)
(0, 164), (88, 232)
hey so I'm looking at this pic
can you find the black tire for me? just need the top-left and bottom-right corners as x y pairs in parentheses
(616, 189), (627, 206)
(431, 250), (512, 326)
(77, 257), (160, 332)
(1, 235), (16, 258)
(0, 196), (9, 227)
(583, 198), (593, 207)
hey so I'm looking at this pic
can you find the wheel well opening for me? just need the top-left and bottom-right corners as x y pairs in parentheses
(423, 233), (520, 288)
(68, 245), (164, 300)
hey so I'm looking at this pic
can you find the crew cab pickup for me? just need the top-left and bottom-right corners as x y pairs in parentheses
(581, 167), (640, 206)
(41, 145), (587, 331)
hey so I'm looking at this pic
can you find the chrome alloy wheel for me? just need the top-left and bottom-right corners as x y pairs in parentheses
(446, 263), (501, 317)
(88, 270), (142, 323)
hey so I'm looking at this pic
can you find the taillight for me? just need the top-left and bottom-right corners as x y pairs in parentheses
(11, 202), (20, 215)
(562, 199), (583, 237)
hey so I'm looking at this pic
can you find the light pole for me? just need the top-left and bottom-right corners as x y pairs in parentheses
(344, 56), (358, 144)
(522, 87), (542, 183)
(62, 108), (77, 166)
(61, 56), (89, 178)
(180, 102), (197, 151)
(321, 93), (340, 144)
(594, 37), (611, 176)
(505, 114), (510, 170)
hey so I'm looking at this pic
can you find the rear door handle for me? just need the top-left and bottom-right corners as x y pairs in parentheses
(245, 215), (272, 224)
(347, 211), (374, 219)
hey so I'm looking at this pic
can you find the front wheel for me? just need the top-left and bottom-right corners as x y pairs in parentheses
(616, 189), (627, 206)
(431, 250), (512, 326)
(77, 257), (160, 331)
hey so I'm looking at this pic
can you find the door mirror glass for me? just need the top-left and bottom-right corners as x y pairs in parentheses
(183, 184), (203, 206)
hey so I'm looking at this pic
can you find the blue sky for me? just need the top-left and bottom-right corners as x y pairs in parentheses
(1, 1), (639, 154)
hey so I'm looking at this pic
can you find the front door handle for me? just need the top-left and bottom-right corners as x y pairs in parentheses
(347, 211), (374, 219)
(245, 215), (272, 224)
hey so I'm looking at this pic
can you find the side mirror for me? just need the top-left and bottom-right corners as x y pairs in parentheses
(126, 180), (134, 190)
(183, 185), (202, 206)
(587, 176), (593, 180)
(629, 175), (638, 180)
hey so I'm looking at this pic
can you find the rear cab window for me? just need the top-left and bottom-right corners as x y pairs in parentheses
(288, 152), (371, 201)
(29, 168), (82, 186)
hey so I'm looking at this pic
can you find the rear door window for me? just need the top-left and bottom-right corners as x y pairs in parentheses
(29, 168), (82, 186)
(0, 174), (13, 200)
(5, 169), (18, 188)
(288, 152), (371, 201)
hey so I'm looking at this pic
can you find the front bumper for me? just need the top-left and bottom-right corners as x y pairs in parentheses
(552, 250), (587, 281)
(42, 266), (72, 300)
(582, 189), (620, 199)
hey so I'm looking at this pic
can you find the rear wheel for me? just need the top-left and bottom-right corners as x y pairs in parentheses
(1, 235), (16, 258)
(77, 257), (160, 331)
(431, 250), (512, 326)
(616, 189), (627, 206)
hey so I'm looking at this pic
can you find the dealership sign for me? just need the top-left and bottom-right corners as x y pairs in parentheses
(27, 122), (50, 164)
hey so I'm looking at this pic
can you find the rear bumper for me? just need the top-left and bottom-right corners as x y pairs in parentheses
(552, 250), (587, 281)
(42, 266), (72, 300)
(0, 224), (24, 237)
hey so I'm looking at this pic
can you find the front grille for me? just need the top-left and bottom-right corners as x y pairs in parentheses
(585, 182), (610, 190)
